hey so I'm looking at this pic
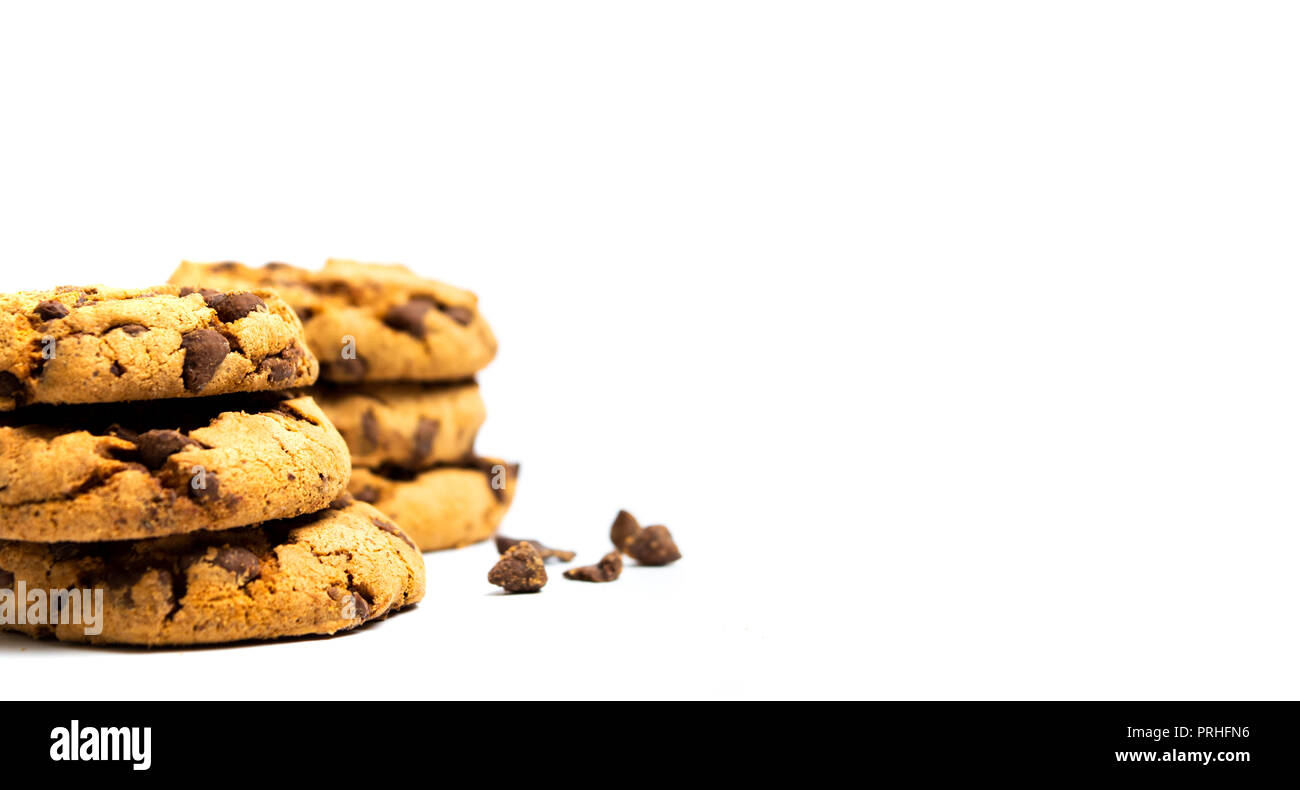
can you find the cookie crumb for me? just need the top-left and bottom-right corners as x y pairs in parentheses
(488, 542), (547, 593)
(610, 509), (640, 550)
(495, 535), (575, 563)
(626, 524), (683, 566)
(563, 551), (623, 583)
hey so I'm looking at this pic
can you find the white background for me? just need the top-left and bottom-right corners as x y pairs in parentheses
(0, 1), (1296, 700)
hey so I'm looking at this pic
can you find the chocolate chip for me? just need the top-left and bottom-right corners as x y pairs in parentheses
(179, 286), (222, 300)
(351, 592), (372, 620)
(117, 323), (148, 336)
(0, 569), (13, 588)
(413, 417), (439, 460)
(627, 525), (682, 566)
(354, 485), (380, 504)
(212, 547), (260, 582)
(442, 305), (474, 326)
(361, 409), (380, 448)
(187, 469), (221, 504)
(328, 493), (356, 510)
(323, 356), (368, 382)
(494, 536), (576, 563)
(564, 551), (623, 583)
(180, 329), (230, 391)
(213, 262), (241, 272)
(262, 357), (294, 383)
(372, 517), (417, 550)
(265, 262), (292, 270)
(35, 300), (70, 321)
(109, 361), (125, 377)
(610, 510), (641, 550)
(295, 306), (316, 322)
(212, 292), (266, 322)
(0, 371), (22, 398)
(488, 542), (547, 594)
(382, 298), (436, 338)
(134, 429), (198, 469)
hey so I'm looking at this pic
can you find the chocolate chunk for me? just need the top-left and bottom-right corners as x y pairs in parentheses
(110, 361), (125, 377)
(488, 542), (547, 594)
(354, 485), (381, 504)
(212, 547), (260, 582)
(441, 305), (474, 326)
(180, 329), (230, 391)
(179, 286), (222, 301)
(117, 323), (148, 336)
(187, 469), (221, 504)
(212, 292), (266, 322)
(361, 409), (381, 448)
(627, 525), (682, 566)
(134, 429), (198, 469)
(324, 355), (368, 382)
(382, 298), (436, 338)
(564, 551), (623, 583)
(494, 536), (575, 563)
(328, 493), (355, 510)
(262, 357), (294, 383)
(0, 568), (13, 588)
(372, 516), (417, 550)
(264, 262), (292, 270)
(350, 592), (372, 620)
(106, 424), (140, 443)
(0, 371), (22, 398)
(413, 417), (439, 460)
(213, 261), (241, 272)
(295, 306), (315, 322)
(35, 300), (70, 321)
(610, 510), (641, 550)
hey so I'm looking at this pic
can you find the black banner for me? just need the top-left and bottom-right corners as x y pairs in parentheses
(0, 701), (1285, 779)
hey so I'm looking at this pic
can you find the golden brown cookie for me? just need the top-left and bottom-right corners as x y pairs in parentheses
(0, 393), (350, 542)
(313, 380), (485, 471)
(0, 496), (424, 646)
(169, 259), (497, 383)
(0, 284), (317, 410)
(350, 458), (518, 551)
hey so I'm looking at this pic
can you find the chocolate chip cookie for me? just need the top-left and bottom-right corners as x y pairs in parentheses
(0, 496), (424, 645)
(350, 458), (518, 551)
(312, 380), (485, 471)
(169, 259), (497, 383)
(0, 284), (317, 410)
(0, 393), (351, 542)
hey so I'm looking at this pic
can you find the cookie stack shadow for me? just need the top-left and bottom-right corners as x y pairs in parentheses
(169, 259), (519, 552)
(0, 284), (425, 646)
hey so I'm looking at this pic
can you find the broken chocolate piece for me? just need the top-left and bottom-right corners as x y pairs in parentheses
(610, 509), (640, 550)
(495, 535), (576, 563)
(442, 305), (474, 326)
(0, 371), (22, 398)
(212, 292), (266, 322)
(180, 329), (230, 391)
(413, 417), (439, 459)
(488, 542), (547, 593)
(564, 551), (623, 583)
(627, 525), (682, 566)
(117, 323), (148, 336)
(133, 429), (198, 469)
(383, 298), (436, 338)
(35, 300), (70, 321)
(187, 470), (221, 504)
(212, 547), (260, 582)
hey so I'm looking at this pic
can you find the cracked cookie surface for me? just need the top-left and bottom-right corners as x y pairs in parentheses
(0, 393), (351, 542)
(350, 457), (518, 551)
(0, 496), (424, 645)
(169, 259), (497, 383)
(0, 284), (317, 410)
(313, 380), (485, 471)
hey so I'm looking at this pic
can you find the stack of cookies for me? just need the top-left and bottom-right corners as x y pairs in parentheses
(0, 284), (425, 646)
(169, 259), (518, 552)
